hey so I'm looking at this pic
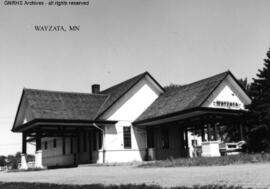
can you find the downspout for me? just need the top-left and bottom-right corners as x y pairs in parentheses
(93, 123), (106, 164)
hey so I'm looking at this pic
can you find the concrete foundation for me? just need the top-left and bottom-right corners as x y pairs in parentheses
(20, 154), (28, 170)
(35, 150), (43, 168)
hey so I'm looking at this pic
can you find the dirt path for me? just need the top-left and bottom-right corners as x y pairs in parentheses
(0, 163), (270, 188)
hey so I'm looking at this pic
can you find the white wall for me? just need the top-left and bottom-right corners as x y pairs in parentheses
(203, 75), (251, 109)
(102, 75), (163, 121)
(99, 75), (163, 163)
(41, 75), (165, 164)
(102, 121), (147, 163)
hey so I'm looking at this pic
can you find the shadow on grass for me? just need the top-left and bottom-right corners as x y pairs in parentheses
(0, 182), (250, 189)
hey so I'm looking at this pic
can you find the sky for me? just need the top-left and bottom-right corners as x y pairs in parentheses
(0, 0), (270, 156)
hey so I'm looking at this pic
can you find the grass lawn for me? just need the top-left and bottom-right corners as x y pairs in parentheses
(1, 163), (270, 188)
(139, 153), (270, 168)
(0, 182), (250, 189)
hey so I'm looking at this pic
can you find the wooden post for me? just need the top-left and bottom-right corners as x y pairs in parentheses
(62, 136), (66, 155)
(213, 124), (217, 141)
(77, 131), (80, 153)
(212, 115), (217, 141)
(180, 127), (185, 156)
(207, 123), (211, 141)
(70, 136), (73, 154)
(88, 131), (92, 161)
(201, 117), (205, 142)
(22, 132), (27, 154)
(35, 129), (43, 168)
(184, 127), (189, 157)
(36, 130), (41, 151)
(21, 132), (28, 169)
(201, 125), (205, 142)
(184, 128), (188, 148)
(74, 131), (80, 165)
(239, 124), (244, 141)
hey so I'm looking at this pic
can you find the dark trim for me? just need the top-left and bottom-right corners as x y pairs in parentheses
(11, 89), (25, 132)
(22, 132), (27, 153)
(12, 118), (117, 132)
(133, 107), (247, 125)
(199, 71), (252, 107)
(97, 72), (164, 119)
(227, 71), (252, 101)
(198, 71), (229, 107)
(145, 71), (165, 92)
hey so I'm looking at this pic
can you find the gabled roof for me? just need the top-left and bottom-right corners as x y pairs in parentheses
(12, 89), (109, 131)
(12, 71), (163, 131)
(135, 71), (231, 123)
(96, 71), (164, 118)
(13, 70), (248, 131)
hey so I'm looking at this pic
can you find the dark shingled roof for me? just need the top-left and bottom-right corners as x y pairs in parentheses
(135, 71), (230, 122)
(22, 89), (109, 121)
(13, 72), (151, 131)
(96, 72), (148, 117)
(13, 70), (235, 131)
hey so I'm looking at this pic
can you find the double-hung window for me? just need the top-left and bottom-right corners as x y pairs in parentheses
(123, 127), (131, 149)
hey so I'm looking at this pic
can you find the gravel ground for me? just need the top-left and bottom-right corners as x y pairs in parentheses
(0, 163), (270, 188)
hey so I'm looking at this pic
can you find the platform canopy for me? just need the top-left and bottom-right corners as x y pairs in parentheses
(133, 71), (251, 127)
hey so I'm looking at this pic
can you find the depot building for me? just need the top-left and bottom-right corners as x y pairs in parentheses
(12, 71), (251, 169)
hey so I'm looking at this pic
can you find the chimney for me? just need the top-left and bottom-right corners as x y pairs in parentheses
(92, 84), (100, 94)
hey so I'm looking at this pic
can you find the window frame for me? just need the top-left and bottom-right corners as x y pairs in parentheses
(123, 126), (132, 149)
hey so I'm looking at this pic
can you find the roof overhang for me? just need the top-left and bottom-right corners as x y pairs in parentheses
(133, 107), (248, 126)
(12, 119), (117, 133)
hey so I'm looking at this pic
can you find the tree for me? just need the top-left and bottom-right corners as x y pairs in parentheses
(164, 83), (182, 90)
(0, 156), (6, 167)
(7, 152), (21, 169)
(247, 48), (270, 152)
(238, 78), (251, 94)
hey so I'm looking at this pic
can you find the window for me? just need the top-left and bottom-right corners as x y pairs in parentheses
(161, 128), (169, 149)
(44, 141), (47, 150)
(123, 127), (131, 149)
(53, 139), (57, 148)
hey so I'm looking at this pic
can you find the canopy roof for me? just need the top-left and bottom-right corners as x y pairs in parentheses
(134, 71), (250, 125)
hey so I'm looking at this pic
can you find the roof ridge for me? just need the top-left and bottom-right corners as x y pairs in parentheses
(100, 71), (148, 93)
(94, 94), (112, 120)
(23, 88), (108, 97)
(197, 71), (230, 107)
(135, 70), (232, 123)
(178, 70), (230, 89)
(96, 71), (149, 118)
